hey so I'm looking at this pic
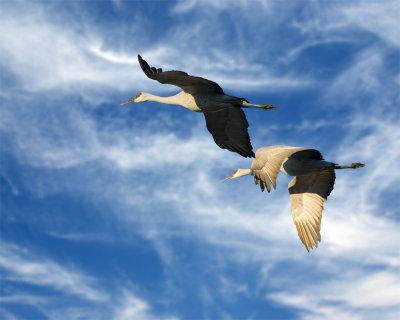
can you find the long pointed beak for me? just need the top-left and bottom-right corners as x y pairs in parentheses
(120, 98), (135, 106)
(220, 175), (234, 182)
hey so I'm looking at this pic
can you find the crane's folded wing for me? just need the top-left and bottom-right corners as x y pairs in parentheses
(251, 147), (296, 192)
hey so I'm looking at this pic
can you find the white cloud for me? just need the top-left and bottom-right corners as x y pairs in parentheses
(0, 1), (143, 95)
(0, 244), (179, 320)
(322, 47), (389, 110)
(45, 232), (113, 243)
(0, 0), (313, 100)
(1, 97), (224, 172)
(268, 270), (400, 320)
(341, 0), (400, 46)
(171, 0), (273, 14)
(114, 292), (150, 320)
(0, 243), (107, 302)
(1, 0), (397, 103)
(114, 290), (179, 320)
(89, 44), (138, 65)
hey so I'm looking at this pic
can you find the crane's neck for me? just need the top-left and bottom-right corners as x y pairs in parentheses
(142, 92), (186, 105)
(142, 92), (201, 111)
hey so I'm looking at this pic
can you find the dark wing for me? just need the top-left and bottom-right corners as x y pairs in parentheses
(289, 170), (336, 252)
(138, 55), (224, 95)
(288, 149), (324, 161)
(203, 108), (254, 158)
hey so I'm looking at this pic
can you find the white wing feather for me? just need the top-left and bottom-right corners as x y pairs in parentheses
(251, 146), (312, 192)
(288, 170), (335, 251)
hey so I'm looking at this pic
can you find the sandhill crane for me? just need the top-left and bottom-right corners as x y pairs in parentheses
(121, 55), (277, 158)
(222, 145), (365, 251)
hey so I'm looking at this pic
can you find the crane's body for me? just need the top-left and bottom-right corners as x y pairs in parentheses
(126, 91), (251, 113)
(121, 55), (276, 158)
(223, 145), (365, 251)
(253, 146), (334, 176)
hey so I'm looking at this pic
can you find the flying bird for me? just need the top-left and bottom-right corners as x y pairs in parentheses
(121, 55), (277, 158)
(222, 145), (365, 251)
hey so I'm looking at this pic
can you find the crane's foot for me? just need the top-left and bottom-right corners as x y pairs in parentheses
(335, 163), (365, 169)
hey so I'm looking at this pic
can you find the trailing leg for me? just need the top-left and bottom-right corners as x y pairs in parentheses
(242, 101), (277, 110)
(334, 163), (365, 169)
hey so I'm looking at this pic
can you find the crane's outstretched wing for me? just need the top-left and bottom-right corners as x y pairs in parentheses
(288, 169), (335, 252)
(203, 108), (254, 158)
(138, 55), (224, 95)
(250, 147), (321, 192)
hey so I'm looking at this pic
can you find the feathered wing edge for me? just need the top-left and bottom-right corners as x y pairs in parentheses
(288, 169), (335, 251)
(137, 55), (224, 95)
(250, 147), (315, 192)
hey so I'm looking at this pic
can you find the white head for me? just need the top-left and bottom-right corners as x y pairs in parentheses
(120, 92), (150, 105)
(221, 168), (251, 181)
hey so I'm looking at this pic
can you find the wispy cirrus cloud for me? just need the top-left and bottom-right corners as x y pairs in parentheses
(0, 0), (314, 100)
(1, 0), (397, 100)
(268, 270), (400, 320)
(0, 243), (178, 320)
(0, 1), (142, 96)
(340, 0), (400, 46)
(0, 243), (107, 302)
(114, 290), (179, 320)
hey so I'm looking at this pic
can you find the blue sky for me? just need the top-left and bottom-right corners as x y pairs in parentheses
(1, 0), (399, 319)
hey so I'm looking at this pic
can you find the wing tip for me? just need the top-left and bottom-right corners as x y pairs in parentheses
(295, 220), (320, 252)
(223, 145), (254, 158)
(137, 54), (156, 78)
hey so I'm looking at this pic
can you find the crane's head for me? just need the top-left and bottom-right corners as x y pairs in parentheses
(221, 169), (250, 181)
(120, 92), (147, 105)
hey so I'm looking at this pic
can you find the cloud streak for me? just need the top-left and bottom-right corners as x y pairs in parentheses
(0, 243), (178, 320)
(0, 243), (107, 302)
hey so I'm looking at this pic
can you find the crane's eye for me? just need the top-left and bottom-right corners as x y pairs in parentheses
(135, 93), (142, 98)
